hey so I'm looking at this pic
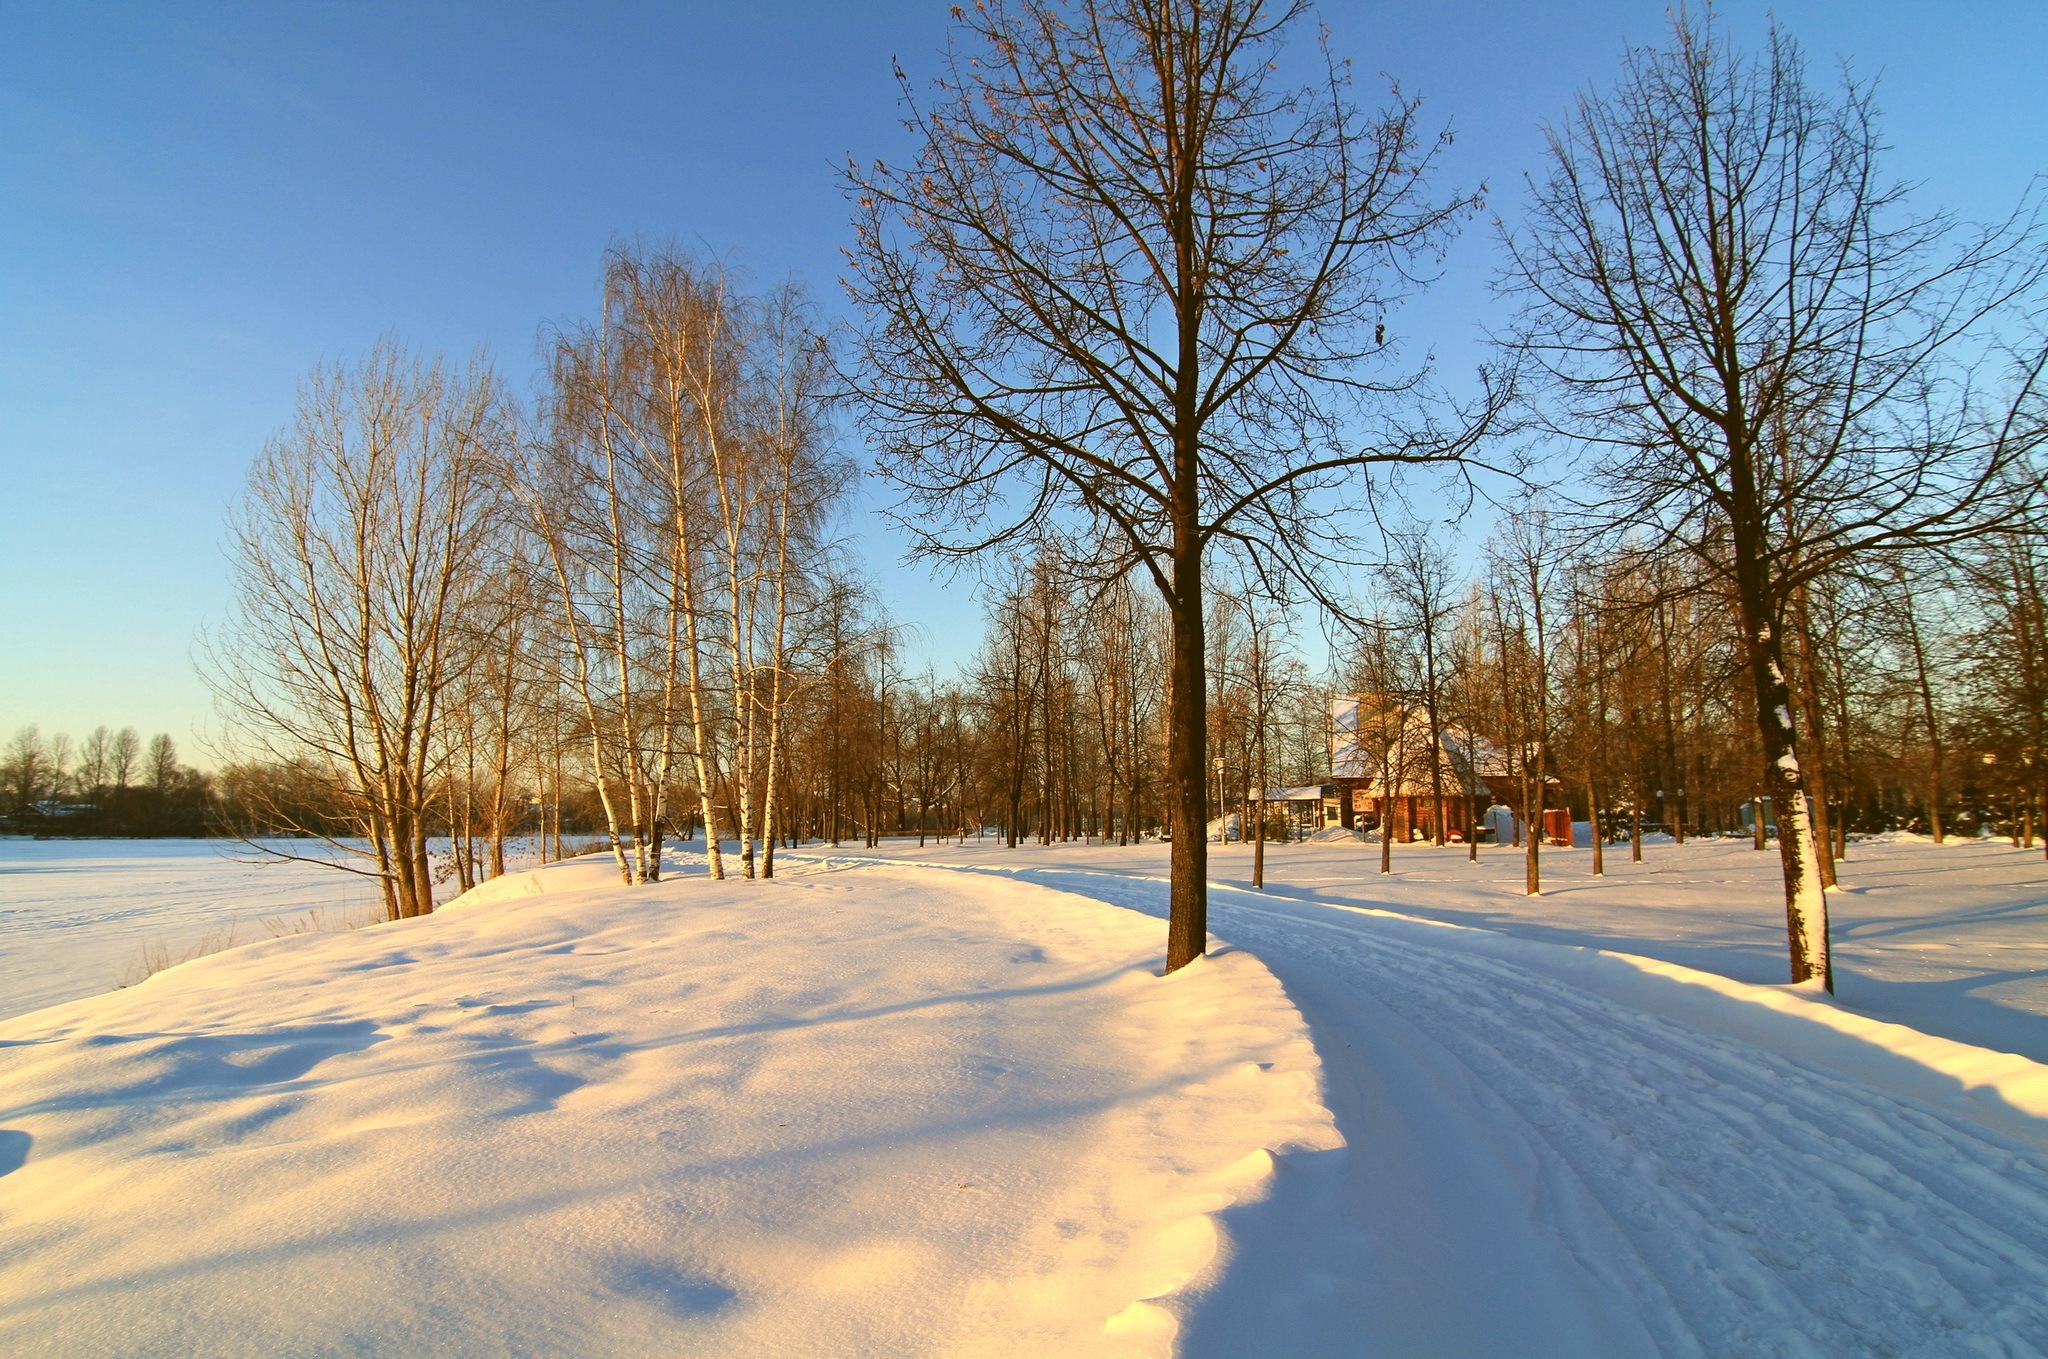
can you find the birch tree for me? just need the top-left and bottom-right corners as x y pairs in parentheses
(210, 344), (510, 920)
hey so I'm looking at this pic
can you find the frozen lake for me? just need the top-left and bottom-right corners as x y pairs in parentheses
(0, 838), (380, 1020)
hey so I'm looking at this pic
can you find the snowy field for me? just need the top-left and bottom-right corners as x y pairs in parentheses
(0, 838), (383, 1021)
(4, 834), (2048, 1354)
(839, 833), (2048, 1064)
(795, 835), (2048, 1356)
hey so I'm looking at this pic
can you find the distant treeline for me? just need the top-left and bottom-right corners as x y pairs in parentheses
(1, 726), (212, 837)
(1, 724), (625, 841)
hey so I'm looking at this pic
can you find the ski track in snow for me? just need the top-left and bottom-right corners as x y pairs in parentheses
(790, 851), (2048, 1358)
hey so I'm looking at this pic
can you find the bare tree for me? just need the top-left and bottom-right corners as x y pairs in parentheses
(1080, 574), (1166, 846)
(78, 727), (112, 798)
(1504, 8), (2045, 987)
(1338, 625), (1409, 874)
(1379, 527), (1461, 846)
(1962, 528), (2048, 856)
(848, 0), (1496, 969)
(43, 733), (73, 802)
(2, 727), (51, 813)
(1219, 582), (1299, 887)
(110, 726), (140, 795)
(528, 279), (678, 887)
(209, 344), (510, 920)
(524, 248), (849, 884)
(1486, 507), (1561, 895)
(145, 734), (178, 797)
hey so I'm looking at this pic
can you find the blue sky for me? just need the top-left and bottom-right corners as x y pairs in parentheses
(2, 1), (2042, 756)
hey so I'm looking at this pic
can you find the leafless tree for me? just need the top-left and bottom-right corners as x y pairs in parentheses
(109, 726), (140, 795)
(78, 727), (112, 798)
(847, 0), (1499, 969)
(1216, 581), (1300, 887)
(145, 734), (178, 798)
(524, 248), (848, 884)
(1379, 526), (1461, 846)
(1503, 8), (2046, 987)
(1486, 507), (1562, 895)
(2, 727), (51, 813)
(1960, 527), (2048, 856)
(209, 343), (510, 920)
(528, 277), (682, 886)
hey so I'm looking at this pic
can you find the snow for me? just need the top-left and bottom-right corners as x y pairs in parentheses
(0, 853), (1334, 1358)
(789, 835), (2048, 1355)
(849, 833), (2048, 1065)
(0, 838), (380, 1021)
(6, 832), (2048, 1354)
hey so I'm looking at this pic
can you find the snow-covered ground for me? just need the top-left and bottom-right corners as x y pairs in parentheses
(0, 838), (381, 1021)
(0, 853), (1333, 1358)
(5, 833), (2048, 1355)
(798, 836), (2048, 1356)
(839, 832), (2048, 1063)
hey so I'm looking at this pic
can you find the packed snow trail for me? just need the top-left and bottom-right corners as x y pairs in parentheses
(0, 856), (1336, 1358)
(792, 850), (2048, 1358)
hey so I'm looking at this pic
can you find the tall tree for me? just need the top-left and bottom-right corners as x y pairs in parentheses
(1379, 527), (1461, 846)
(210, 344), (510, 920)
(1505, 9), (2044, 988)
(109, 726), (140, 795)
(2, 727), (51, 814)
(847, 0), (1494, 969)
(145, 734), (178, 797)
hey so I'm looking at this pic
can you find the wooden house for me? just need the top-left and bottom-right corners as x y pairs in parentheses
(1328, 695), (1512, 843)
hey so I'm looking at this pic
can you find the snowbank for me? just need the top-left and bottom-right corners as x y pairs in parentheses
(0, 856), (1336, 1358)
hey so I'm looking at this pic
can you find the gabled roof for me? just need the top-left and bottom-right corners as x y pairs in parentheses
(1329, 695), (1506, 796)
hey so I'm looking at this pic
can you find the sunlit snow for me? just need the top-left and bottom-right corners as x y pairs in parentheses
(3, 833), (2047, 1355)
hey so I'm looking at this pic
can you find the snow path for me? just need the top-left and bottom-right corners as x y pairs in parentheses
(788, 850), (2048, 1358)
(0, 856), (1336, 1358)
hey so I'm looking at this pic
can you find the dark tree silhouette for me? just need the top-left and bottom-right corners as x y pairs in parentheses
(1504, 9), (2045, 989)
(846, 0), (1497, 969)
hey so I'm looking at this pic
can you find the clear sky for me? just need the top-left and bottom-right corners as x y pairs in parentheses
(3, 0), (2042, 759)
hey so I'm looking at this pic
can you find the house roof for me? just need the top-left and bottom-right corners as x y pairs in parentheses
(1328, 695), (1508, 795)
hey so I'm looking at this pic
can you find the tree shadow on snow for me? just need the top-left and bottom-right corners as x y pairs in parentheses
(0, 1129), (27, 1177)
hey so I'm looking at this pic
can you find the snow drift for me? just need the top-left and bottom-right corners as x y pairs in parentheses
(0, 855), (1337, 1358)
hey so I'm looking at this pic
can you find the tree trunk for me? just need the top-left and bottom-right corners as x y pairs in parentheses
(1165, 532), (1208, 974)
(1741, 596), (1832, 989)
(1790, 588), (1838, 889)
(1589, 777), (1604, 876)
(1901, 580), (1947, 843)
(1523, 778), (1541, 896)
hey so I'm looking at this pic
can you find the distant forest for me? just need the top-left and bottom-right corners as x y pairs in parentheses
(0, 722), (623, 842)
(0, 726), (214, 836)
